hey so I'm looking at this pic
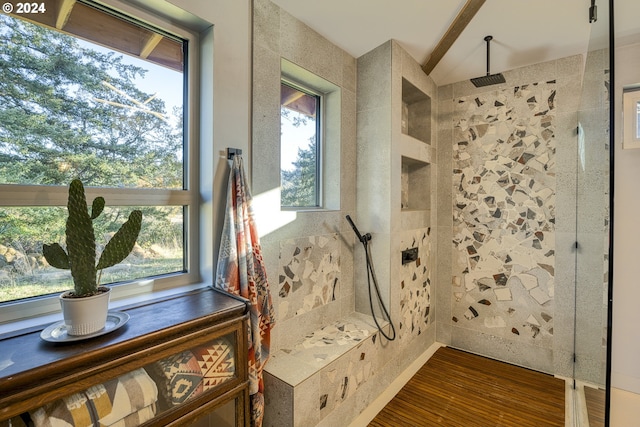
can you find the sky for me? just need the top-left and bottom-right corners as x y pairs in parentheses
(76, 38), (183, 122)
(281, 108), (316, 171)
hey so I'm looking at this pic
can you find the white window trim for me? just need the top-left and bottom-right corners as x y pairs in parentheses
(0, 0), (205, 328)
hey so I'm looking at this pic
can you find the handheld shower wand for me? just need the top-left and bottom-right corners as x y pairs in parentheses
(346, 215), (396, 341)
(346, 214), (371, 243)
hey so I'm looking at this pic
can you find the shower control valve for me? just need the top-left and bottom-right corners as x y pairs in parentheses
(402, 247), (419, 265)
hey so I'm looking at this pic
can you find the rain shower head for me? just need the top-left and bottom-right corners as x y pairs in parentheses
(471, 35), (505, 87)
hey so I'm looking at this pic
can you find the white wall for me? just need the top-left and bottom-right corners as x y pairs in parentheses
(612, 41), (640, 394)
(167, 0), (252, 284)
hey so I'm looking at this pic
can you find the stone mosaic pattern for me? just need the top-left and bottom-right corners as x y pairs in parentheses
(398, 228), (432, 340)
(451, 81), (556, 346)
(318, 324), (378, 416)
(282, 319), (371, 369)
(278, 234), (341, 322)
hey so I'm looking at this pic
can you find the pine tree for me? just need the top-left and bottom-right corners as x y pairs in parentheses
(281, 131), (318, 207)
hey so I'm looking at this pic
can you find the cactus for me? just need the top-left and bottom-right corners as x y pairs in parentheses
(43, 179), (142, 297)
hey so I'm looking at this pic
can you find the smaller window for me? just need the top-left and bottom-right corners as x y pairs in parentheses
(280, 81), (322, 208)
(623, 87), (640, 149)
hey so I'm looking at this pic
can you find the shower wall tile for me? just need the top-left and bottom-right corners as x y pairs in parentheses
(341, 90), (358, 213)
(277, 234), (341, 322)
(555, 171), (578, 234)
(356, 106), (392, 233)
(341, 51), (357, 94)
(575, 231), (608, 378)
(441, 49), (609, 386)
(436, 225), (453, 339)
(554, 112), (579, 177)
(451, 80), (557, 350)
(557, 72), (583, 114)
(263, 373), (294, 427)
(251, 43), (282, 195)
(400, 209), (431, 230)
(253, 0), (280, 53)
(356, 41), (392, 114)
(438, 83), (453, 101)
(556, 54), (585, 79)
(579, 107), (610, 172)
(396, 228), (432, 342)
(504, 60), (556, 91)
(453, 77), (508, 100)
(355, 232), (391, 314)
(292, 374), (321, 427)
(318, 327), (380, 416)
(450, 326), (554, 374)
(279, 9), (342, 85)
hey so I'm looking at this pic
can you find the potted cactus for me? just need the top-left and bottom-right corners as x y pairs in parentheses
(43, 179), (142, 336)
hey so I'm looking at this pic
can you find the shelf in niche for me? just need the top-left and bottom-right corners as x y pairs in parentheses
(401, 209), (431, 213)
(400, 133), (432, 164)
(401, 156), (430, 211)
(401, 78), (431, 145)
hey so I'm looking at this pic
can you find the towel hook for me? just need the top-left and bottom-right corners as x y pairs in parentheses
(226, 147), (242, 160)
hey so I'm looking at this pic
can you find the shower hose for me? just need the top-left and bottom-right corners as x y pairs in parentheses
(346, 215), (397, 341)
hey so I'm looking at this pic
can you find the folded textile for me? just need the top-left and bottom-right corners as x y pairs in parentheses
(147, 337), (236, 410)
(100, 404), (155, 427)
(29, 368), (158, 427)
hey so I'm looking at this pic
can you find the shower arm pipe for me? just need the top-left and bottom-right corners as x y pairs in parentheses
(484, 35), (492, 76)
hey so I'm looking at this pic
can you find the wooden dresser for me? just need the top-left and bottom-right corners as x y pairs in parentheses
(0, 288), (249, 427)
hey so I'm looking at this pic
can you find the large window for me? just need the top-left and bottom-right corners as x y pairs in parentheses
(0, 1), (198, 316)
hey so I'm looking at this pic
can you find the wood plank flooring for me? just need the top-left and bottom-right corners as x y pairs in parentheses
(584, 385), (605, 427)
(369, 346), (565, 427)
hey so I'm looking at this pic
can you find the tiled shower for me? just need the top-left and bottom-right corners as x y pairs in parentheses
(437, 51), (609, 385)
(252, 1), (610, 425)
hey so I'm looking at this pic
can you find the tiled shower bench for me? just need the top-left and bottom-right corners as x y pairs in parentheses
(263, 312), (386, 427)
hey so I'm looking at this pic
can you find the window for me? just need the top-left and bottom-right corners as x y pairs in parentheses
(0, 0), (199, 319)
(280, 81), (321, 208)
(623, 87), (640, 149)
(279, 59), (341, 211)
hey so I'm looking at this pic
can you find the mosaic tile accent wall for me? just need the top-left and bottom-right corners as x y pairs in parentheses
(278, 234), (341, 322)
(318, 321), (378, 417)
(451, 81), (556, 347)
(398, 228), (432, 341)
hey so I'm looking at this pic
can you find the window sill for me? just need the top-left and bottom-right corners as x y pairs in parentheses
(0, 282), (212, 338)
(280, 207), (339, 213)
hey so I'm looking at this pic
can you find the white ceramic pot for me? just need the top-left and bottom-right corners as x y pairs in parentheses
(59, 287), (111, 336)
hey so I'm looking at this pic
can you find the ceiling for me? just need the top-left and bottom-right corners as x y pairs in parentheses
(270, 0), (636, 87)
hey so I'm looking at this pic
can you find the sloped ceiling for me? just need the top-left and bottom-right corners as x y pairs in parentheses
(270, 0), (635, 87)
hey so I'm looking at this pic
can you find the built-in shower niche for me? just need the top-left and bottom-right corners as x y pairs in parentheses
(401, 156), (430, 211)
(401, 77), (431, 144)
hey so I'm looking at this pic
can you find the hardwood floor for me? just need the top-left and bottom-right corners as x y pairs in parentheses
(584, 385), (605, 427)
(368, 346), (565, 427)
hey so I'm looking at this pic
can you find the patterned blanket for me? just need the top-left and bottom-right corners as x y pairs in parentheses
(28, 368), (157, 427)
(15, 339), (236, 427)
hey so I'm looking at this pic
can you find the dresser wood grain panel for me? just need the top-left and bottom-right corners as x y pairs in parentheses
(0, 287), (250, 426)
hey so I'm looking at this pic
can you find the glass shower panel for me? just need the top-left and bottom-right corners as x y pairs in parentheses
(575, 0), (611, 424)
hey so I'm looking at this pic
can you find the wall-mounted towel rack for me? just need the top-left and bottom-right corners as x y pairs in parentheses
(227, 148), (243, 159)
